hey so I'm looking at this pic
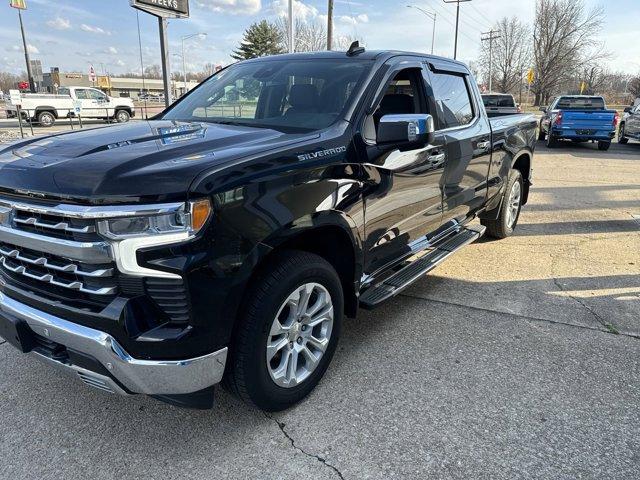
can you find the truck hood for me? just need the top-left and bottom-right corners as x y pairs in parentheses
(0, 120), (310, 203)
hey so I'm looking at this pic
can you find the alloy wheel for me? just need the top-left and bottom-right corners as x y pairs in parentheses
(266, 282), (334, 388)
(506, 180), (521, 229)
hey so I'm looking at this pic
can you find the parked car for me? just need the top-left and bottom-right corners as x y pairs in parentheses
(481, 93), (521, 117)
(4, 86), (135, 126)
(619, 104), (640, 144)
(0, 49), (536, 411)
(537, 95), (619, 150)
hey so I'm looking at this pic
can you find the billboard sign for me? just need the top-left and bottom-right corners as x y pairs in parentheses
(10, 0), (27, 10)
(88, 65), (97, 83)
(130, 0), (189, 18)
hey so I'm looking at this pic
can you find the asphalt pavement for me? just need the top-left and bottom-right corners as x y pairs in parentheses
(1, 139), (639, 479)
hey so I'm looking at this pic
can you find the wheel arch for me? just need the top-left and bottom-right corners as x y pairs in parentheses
(512, 149), (532, 205)
(34, 106), (59, 118)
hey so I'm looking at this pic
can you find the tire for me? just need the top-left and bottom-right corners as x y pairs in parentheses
(546, 133), (558, 148)
(37, 111), (55, 127)
(481, 169), (523, 239)
(224, 250), (343, 411)
(537, 122), (546, 141)
(618, 123), (628, 144)
(115, 110), (130, 123)
(598, 141), (611, 151)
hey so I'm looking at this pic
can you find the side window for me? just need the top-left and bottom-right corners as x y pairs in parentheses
(430, 72), (474, 129)
(74, 89), (89, 100)
(363, 68), (427, 142)
(87, 89), (107, 101)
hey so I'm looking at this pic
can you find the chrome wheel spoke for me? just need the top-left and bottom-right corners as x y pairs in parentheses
(307, 335), (329, 353)
(267, 337), (289, 362)
(300, 345), (320, 367)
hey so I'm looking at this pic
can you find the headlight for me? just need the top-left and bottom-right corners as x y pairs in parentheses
(99, 199), (211, 239)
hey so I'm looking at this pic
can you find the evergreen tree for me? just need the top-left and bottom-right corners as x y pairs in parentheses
(232, 21), (284, 61)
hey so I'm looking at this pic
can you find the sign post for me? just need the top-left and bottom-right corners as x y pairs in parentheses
(9, 89), (25, 138)
(130, 0), (190, 109)
(10, 0), (35, 93)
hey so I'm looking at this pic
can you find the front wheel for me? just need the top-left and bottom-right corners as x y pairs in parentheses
(598, 141), (611, 151)
(115, 110), (130, 123)
(618, 124), (628, 144)
(224, 250), (343, 411)
(481, 169), (523, 239)
(537, 122), (546, 141)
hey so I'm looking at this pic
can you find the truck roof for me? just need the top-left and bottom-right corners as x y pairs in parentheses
(242, 50), (469, 70)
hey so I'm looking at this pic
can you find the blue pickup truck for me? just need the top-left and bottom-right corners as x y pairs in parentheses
(538, 95), (619, 150)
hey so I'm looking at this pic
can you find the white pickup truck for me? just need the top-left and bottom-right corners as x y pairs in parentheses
(5, 86), (135, 127)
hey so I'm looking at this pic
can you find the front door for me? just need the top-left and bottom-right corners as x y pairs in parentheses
(359, 62), (446, 277)
(426, 66), (492, 225)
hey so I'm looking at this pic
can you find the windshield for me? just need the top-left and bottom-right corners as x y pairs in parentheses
(555, 97), (605, 110)
(482, 95), (515, 107)
(163, 58), (372, 132)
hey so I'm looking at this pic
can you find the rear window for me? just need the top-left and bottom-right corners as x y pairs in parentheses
(555, 97), (605, 110)
(482, 95), (515, 108)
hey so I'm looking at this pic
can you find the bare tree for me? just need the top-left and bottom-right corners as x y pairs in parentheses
(0, 71), (27, 92)
(532, 0), (608, 105)
(479, 17), (530, 95)
(275, 17), (361, 53)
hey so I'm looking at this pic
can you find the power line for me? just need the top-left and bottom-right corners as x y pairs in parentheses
(423, 0), (478, 44)
(426, 0), (491, 33)
(470, 3), (495, 28)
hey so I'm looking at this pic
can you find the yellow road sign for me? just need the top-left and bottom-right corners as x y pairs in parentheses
(526, 69), (535, 85)
(580, 81), (587, 94)
(10, 0), (27, 9)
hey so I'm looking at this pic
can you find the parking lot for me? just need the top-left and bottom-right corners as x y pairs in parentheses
(0, 138), (639, 479)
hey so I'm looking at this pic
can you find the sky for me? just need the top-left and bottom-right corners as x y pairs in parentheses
(1, 0), (639, 77)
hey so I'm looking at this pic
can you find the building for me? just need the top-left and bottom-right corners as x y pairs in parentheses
(41, 69), (200, 99)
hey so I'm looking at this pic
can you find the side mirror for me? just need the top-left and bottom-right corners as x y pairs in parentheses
(377, 114), (435, 147)
(539, 106), (547, 112)
(624, 107), (632, 113)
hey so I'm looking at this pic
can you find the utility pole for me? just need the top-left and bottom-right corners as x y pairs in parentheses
(327, 0), (334, 51)
(443, 0), (471, 60)
(481, 29), (501, 93)
(407, 6), (436, 55)
(288, 0), (294, 53)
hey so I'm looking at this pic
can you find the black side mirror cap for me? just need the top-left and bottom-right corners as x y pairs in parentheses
(624, 107), (632, 113)
(377, 114), (435, 147)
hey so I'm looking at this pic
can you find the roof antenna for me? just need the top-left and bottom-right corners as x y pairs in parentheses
(346, 41), (365, 57)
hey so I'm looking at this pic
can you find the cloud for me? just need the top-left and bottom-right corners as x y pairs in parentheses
(194, 0), (261, 15)
(27, 44), (39, 54)
(80, 24), (111, 35)
(46, 17), (71, 30)
(271, 0), (318, 21)
(339, 14), (369, 26)
(106, 46), (118, 54)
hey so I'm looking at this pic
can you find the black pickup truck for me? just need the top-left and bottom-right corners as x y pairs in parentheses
(0, 49), (536, 411)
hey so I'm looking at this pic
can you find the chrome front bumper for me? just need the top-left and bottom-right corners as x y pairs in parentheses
(0, 291), (227, 396)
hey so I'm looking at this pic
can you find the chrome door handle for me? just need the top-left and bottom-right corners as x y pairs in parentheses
(426, 152), (446, 166)
(477, 140), (491, 150)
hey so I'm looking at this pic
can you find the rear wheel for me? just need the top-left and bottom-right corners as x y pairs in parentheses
(618, 123), (628, 144)
(481, 169), (523, 239)
(598, 141), (611, 151)
(115, 110), (130, 123)
(546, 132), (558, 148)
(537, 122), (546, 141)
(224, 250), (343, 411)
(37, 111), (55, 127)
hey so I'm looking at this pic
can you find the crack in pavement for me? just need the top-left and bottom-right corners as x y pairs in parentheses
(398, 293), (639, 340)
(264, 412), (345, 480)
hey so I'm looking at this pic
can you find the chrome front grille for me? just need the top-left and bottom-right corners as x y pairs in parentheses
(12, 208), (99, 242)
(0, 242), (118, 297)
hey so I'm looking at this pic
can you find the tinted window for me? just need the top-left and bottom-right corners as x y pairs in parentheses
(482, 95), (515, 107)
(58, 87), (70, 96)
(163, 59), (372, 133)
(430, 72), (474, 128)
(555, 96), (605, 110)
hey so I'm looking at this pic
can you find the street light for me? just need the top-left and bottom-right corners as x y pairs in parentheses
(407, 5), (436, 55)
(181, 32), (207, 95)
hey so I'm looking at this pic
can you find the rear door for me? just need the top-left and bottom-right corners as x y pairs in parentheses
(426, 61), (492, 225)
(628, 105), (640, 136)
